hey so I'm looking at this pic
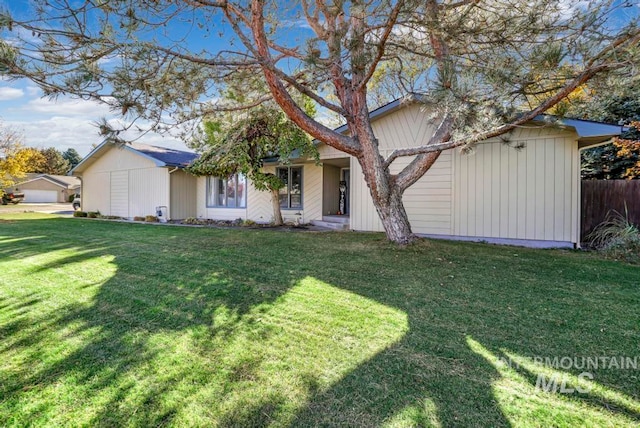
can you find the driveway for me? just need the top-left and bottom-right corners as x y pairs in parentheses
(0, 202), (74, 216)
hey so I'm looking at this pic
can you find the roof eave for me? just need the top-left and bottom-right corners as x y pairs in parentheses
(70, 141), (168, 176)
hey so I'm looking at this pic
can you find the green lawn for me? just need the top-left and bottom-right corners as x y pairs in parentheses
(0, 213), (638, 427)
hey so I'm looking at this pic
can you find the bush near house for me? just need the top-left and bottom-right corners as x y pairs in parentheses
(588, 208), (640, 264)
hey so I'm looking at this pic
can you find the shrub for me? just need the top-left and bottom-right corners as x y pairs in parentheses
(73, 211), (88, 217)
(183, 217), (205, 225)
(588, 205), (640, 264)
(145, 215), (159, 223)
(133, 216), (145, 222)
(242, 219), (257, 227)
(87, 211), (100, 218)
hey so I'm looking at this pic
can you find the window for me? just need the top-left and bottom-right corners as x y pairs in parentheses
(277, 166), (303, 209)
(206, 175), (246, 208)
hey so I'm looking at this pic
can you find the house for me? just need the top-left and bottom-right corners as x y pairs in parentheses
(8, 173), (81, 203)
(196, 97), (622, 248)
(71, 141), (198, 220)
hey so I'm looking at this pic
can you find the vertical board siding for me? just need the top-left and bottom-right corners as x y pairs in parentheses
(170, 170), (197, 219)
(196, 176), (206, 218)
(350, 103), (453, 234)
(79, 146), (165, 218)
(128, 168), (170, 218)
(350, 157), (383, 232)
(82, 172), (110, 214)
(453, 134), (578, 243)
(109, 171), (129, 217)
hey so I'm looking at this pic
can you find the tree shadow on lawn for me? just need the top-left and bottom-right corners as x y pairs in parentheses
(1, 219), (307, 425)
(1, 218), (639, 426)
(293, 241), (640, 426)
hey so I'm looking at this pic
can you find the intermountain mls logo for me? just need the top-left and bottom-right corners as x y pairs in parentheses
(499, 356), (639, 394)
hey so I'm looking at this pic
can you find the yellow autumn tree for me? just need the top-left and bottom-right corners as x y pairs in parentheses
(613, 121), (640, 179)
(0, 123), (31, 193)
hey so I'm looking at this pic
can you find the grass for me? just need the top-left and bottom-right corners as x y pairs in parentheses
(0, 213), (638, 427)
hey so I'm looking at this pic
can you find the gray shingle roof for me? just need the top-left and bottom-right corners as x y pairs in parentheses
(129, 142), (198, 167)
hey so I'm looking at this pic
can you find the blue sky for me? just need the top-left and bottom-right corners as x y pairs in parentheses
(0, 1), (637, 157)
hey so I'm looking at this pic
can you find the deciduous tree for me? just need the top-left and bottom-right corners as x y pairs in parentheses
(571, 80), (640, 179)
(33, 148), (71, 175)
(188, 105), (316, 226)
(0, 123), (28, 192)
(1, 1), (638, 242)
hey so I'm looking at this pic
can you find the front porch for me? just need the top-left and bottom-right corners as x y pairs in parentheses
(311, 157), (351, 230)
(310, 215), (350, 230)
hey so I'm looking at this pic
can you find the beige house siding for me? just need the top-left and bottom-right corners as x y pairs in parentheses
(196, 176), (247, 220)
(170, 170), (197, 219)
(110, 170), (129, 217)
(350, 151), (453, 235)
(350, 103), (453, 235)
(348, 103), (580, 244)
(317, 143), (346, 159)
(128, 168), (170, 218)
(86, 145), (158, 172)
(452, 130), (578, 243)
(350, 157), (382, 232)
(189, 102), (584, 245)
(246, 174), (273, 223)
(82, 172), (110, 214)
(196, 163), (323, 224)
(298, 163), (323, 223)
(80, 147), (171, 218)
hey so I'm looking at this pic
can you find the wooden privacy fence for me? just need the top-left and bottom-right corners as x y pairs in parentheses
(581, 180), (640, 242)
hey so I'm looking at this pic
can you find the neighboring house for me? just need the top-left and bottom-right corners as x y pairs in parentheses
(71, 142), (198, 220)
(196, 97), (623, 248)
(8, 174), (81, 203)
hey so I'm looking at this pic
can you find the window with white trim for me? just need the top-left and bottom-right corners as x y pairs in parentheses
(206, 175), (247, 208)
(277, 166), (302, 209)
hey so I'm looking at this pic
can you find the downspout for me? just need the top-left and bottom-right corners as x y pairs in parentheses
(167, 167), (182, 220)
(577, 145), (585, 250)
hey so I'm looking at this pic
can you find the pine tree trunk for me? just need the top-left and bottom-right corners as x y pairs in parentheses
(270, 188), (283, 226)
(371, 187), (416, 245)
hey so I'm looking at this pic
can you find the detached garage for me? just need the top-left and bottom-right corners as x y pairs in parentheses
(9, 174), (81, 203)
(71, 141), (198, 220)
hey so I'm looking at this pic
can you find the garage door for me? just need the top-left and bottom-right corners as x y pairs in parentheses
(23, 189), (59, 203)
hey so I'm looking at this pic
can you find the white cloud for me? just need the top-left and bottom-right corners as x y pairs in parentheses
(21, 96), (114, 118)
(6, 115), (191, 157)
(25, 86), (41, 96)
(0, 86), (24, 101)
